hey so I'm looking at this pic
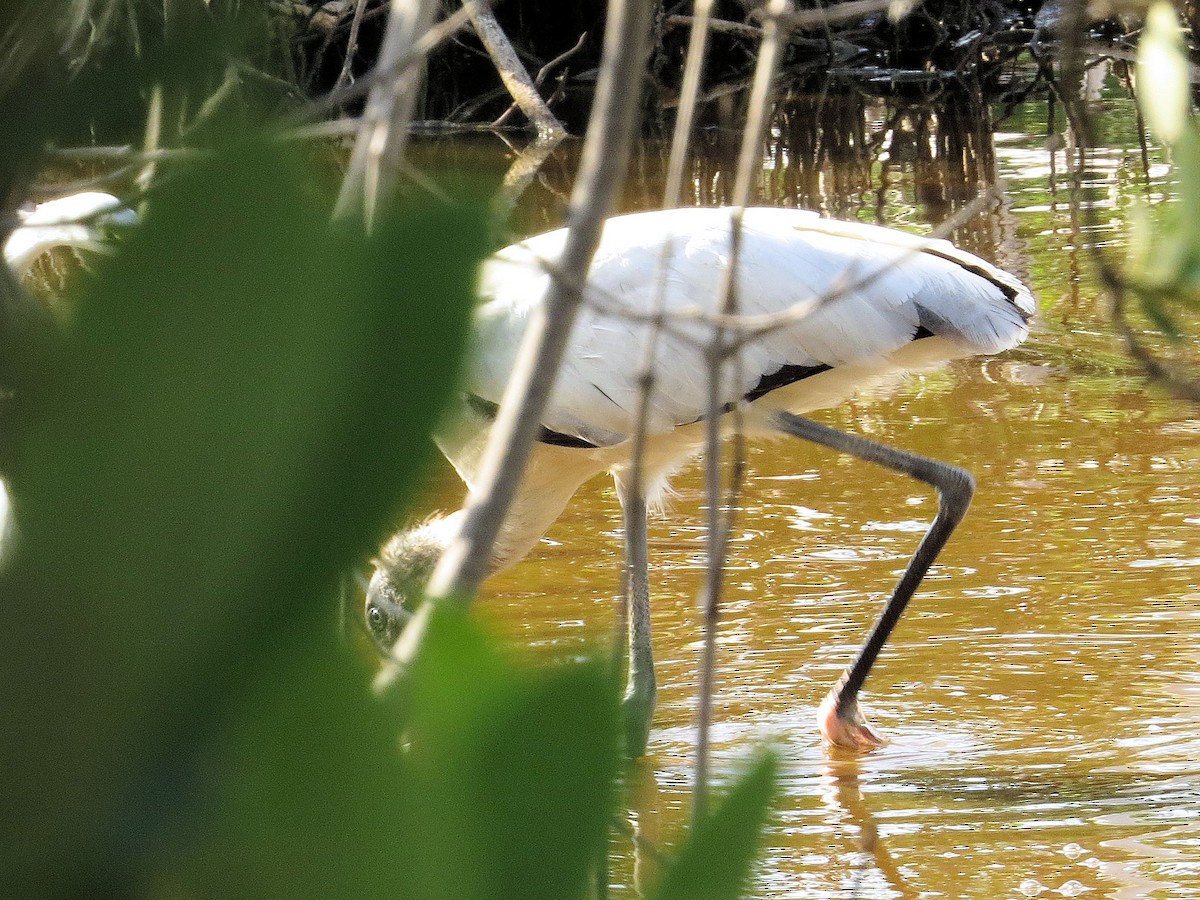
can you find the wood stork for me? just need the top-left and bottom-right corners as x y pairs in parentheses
(3, 192), (136, 278)
(1, 191), (137, 561)
(365, 206), (1034, 754)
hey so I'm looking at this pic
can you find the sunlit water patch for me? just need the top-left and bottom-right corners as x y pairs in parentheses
(451, 80), (1200, 899)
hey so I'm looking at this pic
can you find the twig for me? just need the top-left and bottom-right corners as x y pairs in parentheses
(291, 117), (535, 138)
(333, 0), (370, 91)
(666, 0), (910, 38)
(411, 0), (656, 610)
(467, 3), (567, 138)
(32, 163), (149, 200)
(663, 4), (714, 210)
(1039, 35), (1200, 83)
(768, 0), (916, 30)
(1110, 287), (1200, 402)
(493, 31), (587, 129)
(611, 0), (720, 756)
(508, 187), (1003, 354)
(1045, 2), (1200, 402)
(46, 145), (189, 161)
(296, 1), (481, 125)
(625, 0), (719, 506)
(693, 0), (794, 820)
(137, 86), (163, 203)
(35, 147), (196, 199)
(723, 188), (1001, 345)
(660, 74), (756, 110)
(333, 0), (439, 226)
(663, 13), (763, 40)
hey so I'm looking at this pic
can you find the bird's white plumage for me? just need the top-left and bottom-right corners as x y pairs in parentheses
(3, 192), (136, 277)
(467, 207), (1033, 449)
(370, 206), (1035, 746)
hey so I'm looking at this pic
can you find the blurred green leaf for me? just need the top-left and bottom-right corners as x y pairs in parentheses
(1126, 129), (1200, 331)
(165, 605), (619, 900)
(1174, 129), (1200, 285)
(0, 140), (487, 893)
(396, 604), (621, 900)
(161, 634), (420, 899)
(651, 753), (778, 900)
(1138, 2), (1191, 144)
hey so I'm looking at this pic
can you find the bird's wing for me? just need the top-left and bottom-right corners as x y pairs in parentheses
(465, 207), (1033, 447)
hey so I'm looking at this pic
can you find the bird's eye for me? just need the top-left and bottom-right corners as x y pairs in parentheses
(366, 604), (394, 647)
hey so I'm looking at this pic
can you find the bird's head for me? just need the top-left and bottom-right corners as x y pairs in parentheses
(364, 512), (461, 653)
(364, 565), (414, 651)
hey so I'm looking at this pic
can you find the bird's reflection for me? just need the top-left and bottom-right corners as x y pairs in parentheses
(622, 759), (664, 897)
(819, 754), (917, 899)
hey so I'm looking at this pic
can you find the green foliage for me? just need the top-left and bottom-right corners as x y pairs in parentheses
(652, 753), (779, 900)
(1, 11), (780, 897)
(171, 605), (621, 900)
(0, 138), (487, 894)
(396, 604), (621, 900)
(1137, 3), (1191, 145)
(0, 135), (779, 900)
(1127, 1), (1200, 332)
(167, 632), (423, 898)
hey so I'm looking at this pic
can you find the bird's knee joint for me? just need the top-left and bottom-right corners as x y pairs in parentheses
(935, 465), (975, 519)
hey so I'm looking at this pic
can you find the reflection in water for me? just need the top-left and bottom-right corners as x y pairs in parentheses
(414, 75), (1200, 899)
(818, 757), (917, 899)
(623, 761), (665, 897)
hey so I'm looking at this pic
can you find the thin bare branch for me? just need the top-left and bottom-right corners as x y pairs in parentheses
(333, 0), (438, 226)
(663, 13), (764, 40)
(505, 187), (1003, 358)
(467, 3), (566, 138)
(136, 86), (163, 203)
(663, 1), (715, 210)
(36, 147), (195, 199)
(769, 0), (914, 29)
(1044, 2), (1200, 402)
(723, 188), (1001, 344)
(611, 0), (721, 753)
(46, 145), (187, 161)
(493, 30), (587, 129)
(298, 1), (481, 126)
(666, 0), (910, 38)
(694, 0), (794, 819)
(413, 0), (656, 612)
(622, 0), (719, 538)
(333, 0), (370, 91)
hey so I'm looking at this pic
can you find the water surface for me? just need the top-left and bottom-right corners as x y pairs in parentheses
(419, 73), (1200, 899)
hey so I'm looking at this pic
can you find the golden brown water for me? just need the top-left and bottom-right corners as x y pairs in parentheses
(417, 76), (1200, 898)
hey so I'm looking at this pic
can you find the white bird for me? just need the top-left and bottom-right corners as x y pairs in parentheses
(366, 206), (1034, 754)
(2, 191), (137, 563)
(3, 191), (137, 278)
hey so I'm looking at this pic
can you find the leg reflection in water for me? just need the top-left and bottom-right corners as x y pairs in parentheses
(620, 760), (664, 897)
(820, 756), (917, 899)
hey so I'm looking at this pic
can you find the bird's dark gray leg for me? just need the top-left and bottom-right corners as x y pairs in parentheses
(772, 410), (975, 750)
(616, 479), (656, 758)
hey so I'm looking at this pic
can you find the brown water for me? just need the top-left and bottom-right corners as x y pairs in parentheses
(418, 73), (1200, 898)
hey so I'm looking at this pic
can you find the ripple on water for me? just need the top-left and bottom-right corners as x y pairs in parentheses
(470, 90), (1200, 900)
